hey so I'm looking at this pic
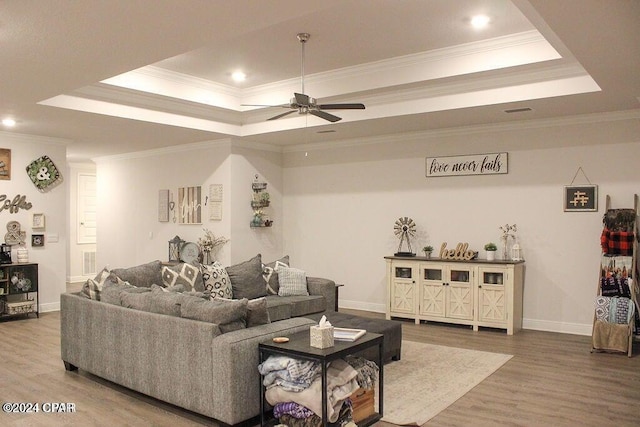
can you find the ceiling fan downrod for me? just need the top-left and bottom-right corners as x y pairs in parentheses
(297, 33), (310, 95)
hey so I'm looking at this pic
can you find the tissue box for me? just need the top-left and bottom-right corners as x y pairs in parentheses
(310, 325), (334, 349)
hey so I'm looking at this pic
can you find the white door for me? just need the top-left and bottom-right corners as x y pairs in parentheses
(77, 173), (97, 244)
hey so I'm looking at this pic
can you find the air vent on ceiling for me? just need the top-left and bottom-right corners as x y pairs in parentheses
(504, 107), (533, 114)
(316, 130), (336, 134)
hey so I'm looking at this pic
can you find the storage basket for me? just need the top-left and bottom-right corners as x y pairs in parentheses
(351, 387), (375, 423)
(310, 325), (334, 349)
(3, 300), (36, 315)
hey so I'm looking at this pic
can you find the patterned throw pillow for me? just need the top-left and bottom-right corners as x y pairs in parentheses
(201, 261), (233, 299)
(262, 255), (290, 295)
(81, 267), (111, 300)
(161, 263), (204, 291)
(277, 265), (309, 297)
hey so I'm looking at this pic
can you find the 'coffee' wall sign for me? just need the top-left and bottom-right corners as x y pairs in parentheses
(426, 152), (508, 177)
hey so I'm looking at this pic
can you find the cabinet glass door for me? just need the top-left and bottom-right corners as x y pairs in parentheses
(8, 265), (38, 294)
(478, 267), (507, 323)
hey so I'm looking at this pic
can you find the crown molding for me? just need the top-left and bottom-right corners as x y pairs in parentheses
(0, 130), (71, 146)
(282, 109), (640, 153)
(93, 138), (232, 163)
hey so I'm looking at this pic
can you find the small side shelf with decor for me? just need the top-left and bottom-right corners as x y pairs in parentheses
(0, 262), (39, 320)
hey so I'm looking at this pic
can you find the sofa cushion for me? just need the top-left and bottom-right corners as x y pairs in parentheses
(120, 290), (154, 312)
(277, 265), (309, 297)
(286, 295), (326, 317)
(80, 266), (111, 300)
(218, 296), (271, 327)
(201, 261), (233, 299)
(262, 255), (289, 295)
(264, 296), (293, 322)
(181, 297), (248, 333)
(148, 288), (183, 317)
(227, 254), (267, 300)
(110, 260), (163, 288)
(100, 279), (151, 305)
(161, 262), (204, 291)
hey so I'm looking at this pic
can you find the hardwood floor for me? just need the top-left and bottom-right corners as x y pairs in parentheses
(0, 305), (638, 426)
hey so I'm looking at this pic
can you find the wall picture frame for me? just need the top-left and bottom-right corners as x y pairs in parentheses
(0, 149), (10, 180)
(31, 234), (44, 247)
(564, 185), (598, 212)
(32, 213), (45, 229)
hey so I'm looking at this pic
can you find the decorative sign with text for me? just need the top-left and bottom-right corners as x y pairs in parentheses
(425, 152), (508, 177)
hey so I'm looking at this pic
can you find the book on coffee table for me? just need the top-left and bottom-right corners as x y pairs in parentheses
(333, 327), (366, 342)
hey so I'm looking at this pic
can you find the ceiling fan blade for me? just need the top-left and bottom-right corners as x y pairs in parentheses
(294, 93), (310, 106)
(309, 110), (342, 123)
(318, 103), (365, 110)
(267, 110), (297, 121)
(241, 103), (290, 108)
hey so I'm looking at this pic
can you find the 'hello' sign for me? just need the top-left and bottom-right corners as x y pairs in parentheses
(425, 152), (508, 177)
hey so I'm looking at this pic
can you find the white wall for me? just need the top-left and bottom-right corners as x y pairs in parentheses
(0, 132), (67, 312)
(91, 112), (640, 335)
(95, 139), (283, 270)
(229, 142), (283, 263)
(281, 114), (640, 335)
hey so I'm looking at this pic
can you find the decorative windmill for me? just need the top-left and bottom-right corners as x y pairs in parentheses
(394, 217), (417, 256)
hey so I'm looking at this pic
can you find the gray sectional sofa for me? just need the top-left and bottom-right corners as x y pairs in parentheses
(60, 257), (336, 425)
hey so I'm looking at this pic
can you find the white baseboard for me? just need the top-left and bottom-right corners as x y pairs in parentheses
(523, 318), (592, 336)
(39, 302), (60, 313)
(339, 299), (386, 313)
(340, 299), (593, 336)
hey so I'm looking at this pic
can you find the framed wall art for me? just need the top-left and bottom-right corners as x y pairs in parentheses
(0, 149), (10, 180)
(158, 189), (169, 222)
(178, 186), (202, 224)
(31, 234), (44, 247)
(32, 213), (45, 229)
(564, 185), (598, 212)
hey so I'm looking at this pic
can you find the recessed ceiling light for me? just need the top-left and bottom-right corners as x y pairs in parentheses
(231, 71), (246, 82)
(2, 118), (16, 127)
(471, 15), (490, 29)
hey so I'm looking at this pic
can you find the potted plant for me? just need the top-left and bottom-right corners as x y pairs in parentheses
(484, 242), (497, 261)
(422, 245), (434, 258)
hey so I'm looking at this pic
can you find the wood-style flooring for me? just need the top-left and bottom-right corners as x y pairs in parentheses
(0, 304), (639, 427)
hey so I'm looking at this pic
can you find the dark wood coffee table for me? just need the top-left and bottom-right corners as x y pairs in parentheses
(259, 330), (384, 427)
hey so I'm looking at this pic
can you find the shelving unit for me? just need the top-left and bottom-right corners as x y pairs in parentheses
(591, 195), (638, 356)
(385, 256), (524, 335)
(0, 262), (39, 319)
(250, 176), (273, 228)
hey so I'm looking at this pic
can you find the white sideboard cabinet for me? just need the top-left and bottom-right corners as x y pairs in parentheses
(385, 256), (525, 335)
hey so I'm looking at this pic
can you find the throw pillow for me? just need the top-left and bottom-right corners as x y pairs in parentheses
(110, 260), (164, 288)
(80, 266), (111, 300)
(226, 254), (267, 300)
(262, 255), (290, 295)
(247, 297), (271, 327)
(218, 296), (271, 327)
(161, 262), (204, 292)
(151, 283), (185, 293)
(120, 290), (154, 312)
(99, 278), (152, 305)
(201, 261), (233, 299)
(277, 265), (309, 297)
(148, 287), (183, 317)
(180, 297), (248, 333)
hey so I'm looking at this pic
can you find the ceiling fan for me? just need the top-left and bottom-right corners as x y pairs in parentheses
(244, 33), (365, 123)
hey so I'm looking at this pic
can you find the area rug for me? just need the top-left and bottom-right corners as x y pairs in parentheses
(380, 340), (512, 425)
